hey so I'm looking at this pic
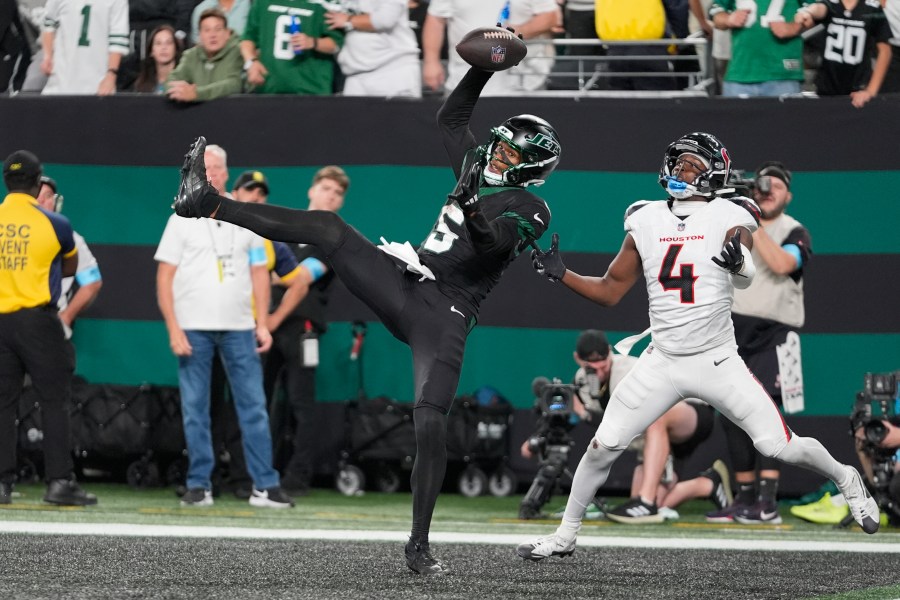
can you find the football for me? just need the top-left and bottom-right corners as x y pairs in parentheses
(455, 26), (528, 72)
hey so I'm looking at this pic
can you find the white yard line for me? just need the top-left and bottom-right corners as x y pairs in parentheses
(0, 521), (897, 553)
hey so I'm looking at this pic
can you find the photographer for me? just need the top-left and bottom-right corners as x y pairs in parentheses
(519, 329), (633, 519)
(855, 417), (900, 483)
(519, 329), (718, 523)
(521, 330), (635, 461)
(713, 161), (814, 525)
(851, 373), (900, 525)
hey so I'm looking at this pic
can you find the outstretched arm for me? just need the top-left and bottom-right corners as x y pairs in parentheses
(534, 234), (642, 306)
(436, 67), (493, 179)
(562, 235), (643, 306)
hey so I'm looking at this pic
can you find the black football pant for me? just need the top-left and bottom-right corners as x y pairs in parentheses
(0, 307), (75, 482)
(263, 317), (316, 487)
(214, 199), (472, 539)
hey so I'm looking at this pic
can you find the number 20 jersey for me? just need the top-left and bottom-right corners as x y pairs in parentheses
(625, 198), (758, 356)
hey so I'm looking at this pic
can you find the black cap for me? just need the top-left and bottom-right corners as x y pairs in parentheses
(40, 175), (58, 193)
(233, 170), (269, 195)
(3, 150), (42, 180)
(576, 329), (610, 361)
(756, 161), (791, 190)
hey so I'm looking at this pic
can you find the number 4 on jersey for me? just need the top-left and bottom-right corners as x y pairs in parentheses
(658, 244), (697, 303)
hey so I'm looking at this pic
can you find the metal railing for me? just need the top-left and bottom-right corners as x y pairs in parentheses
(512, 33), (714, 98)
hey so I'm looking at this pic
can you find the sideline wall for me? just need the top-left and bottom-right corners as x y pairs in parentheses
(2, 95), (898, 415)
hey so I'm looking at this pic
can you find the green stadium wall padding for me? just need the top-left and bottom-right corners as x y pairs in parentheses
(3, 94), (898, 416)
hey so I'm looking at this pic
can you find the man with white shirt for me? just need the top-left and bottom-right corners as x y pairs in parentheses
(155, 143), (292, 509)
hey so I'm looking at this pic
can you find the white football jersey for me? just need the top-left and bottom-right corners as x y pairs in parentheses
(625, 198), (758, 355)
(42, 0), (129, 95)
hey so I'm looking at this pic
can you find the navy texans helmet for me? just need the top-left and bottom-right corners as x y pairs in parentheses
(483, 114), (561, 188)
(659, 132), (731, 199)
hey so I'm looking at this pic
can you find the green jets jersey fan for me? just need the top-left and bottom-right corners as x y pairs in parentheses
(242, 0), (344, 95)
(42, 0), (129, 94)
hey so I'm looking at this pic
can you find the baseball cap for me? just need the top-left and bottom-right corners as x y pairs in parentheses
(3, 150), (42, 180)
(576, 329), (610, 361)
(756, 161), (791, 190)
(233, 170), (269, 195)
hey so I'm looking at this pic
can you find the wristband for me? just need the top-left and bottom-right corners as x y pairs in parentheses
(107, 68), (118, 75)
(344, 16), (354, 31)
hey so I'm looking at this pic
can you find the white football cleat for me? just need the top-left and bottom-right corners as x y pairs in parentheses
(839, 465), (880, 534)
(516, 533), (576, 562)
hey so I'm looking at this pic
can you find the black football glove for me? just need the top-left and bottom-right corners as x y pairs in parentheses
(448, 158), (483, 210)
(531, 233), (566, 282)
(711, 230), (745, 275)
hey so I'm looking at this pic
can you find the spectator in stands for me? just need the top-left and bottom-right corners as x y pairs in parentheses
(124, 25), (183, 93)
(240, 0), (344, 95)
(35, 176), (102, 338)
(795, 0), (892, 107)
(17, 0), (49, 93)
(325, 0), (422, 97)
(128, 0), (193, 54)
(546, 0), (604, 91)
(40, 0), (129, 95)
(690, 0), (731, 94)
(190, 0), (251, 45)
(710, 0), (806, 97)
(155, 143), (293, 509)
(118, 0), (193, 93)
(596, 0), (677, 91)
(0, 150), (97, 506)
(881, 0), (900, 92)
(422, 0), (558, 95)
(166, 9), (243, 102)
(1, 0), (31, 93)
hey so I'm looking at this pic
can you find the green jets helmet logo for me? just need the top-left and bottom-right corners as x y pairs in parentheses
(527, 133), (560, 156)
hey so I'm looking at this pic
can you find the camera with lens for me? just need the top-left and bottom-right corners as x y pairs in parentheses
(535, 377), (576, 428)
(723, 169), (758, 198)
(519, 377), (579, 519)
(848, 370), (900, 525)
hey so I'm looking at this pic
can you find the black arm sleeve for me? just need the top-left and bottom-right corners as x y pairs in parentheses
(436, 67), (493, 179)
(463, 205), (521, 258)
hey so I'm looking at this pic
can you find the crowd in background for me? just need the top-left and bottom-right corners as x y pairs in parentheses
(2, 0), (899, 102)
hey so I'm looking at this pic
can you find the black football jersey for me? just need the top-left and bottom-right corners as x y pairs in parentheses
(418, 68), (552, 314)
(815, 0), (890, 95)
(417, 174), (549, 312)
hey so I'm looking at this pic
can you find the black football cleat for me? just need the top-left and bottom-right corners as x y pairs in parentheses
(0, 481), (12, 504)
(405, 539), (449, 575)
(173, 136), (215, 218)
(44, 478), (98, 506)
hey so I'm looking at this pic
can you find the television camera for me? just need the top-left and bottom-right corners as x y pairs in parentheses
(518, 377), (579, 519)
(847, 371), (900, 527)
